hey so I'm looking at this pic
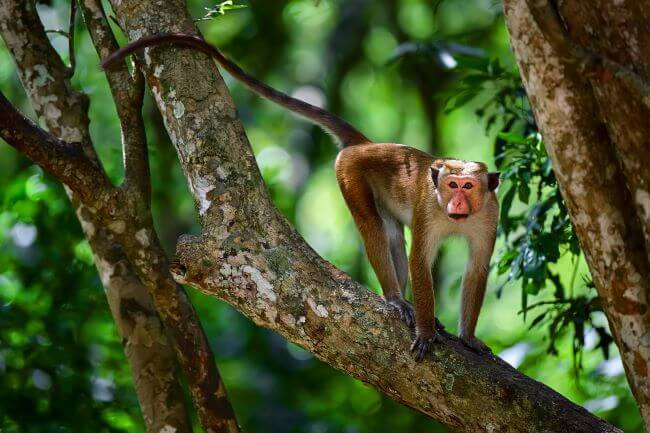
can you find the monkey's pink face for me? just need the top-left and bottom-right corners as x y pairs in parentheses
(432, 167), (499, 222)
(442, 175), (482, 221)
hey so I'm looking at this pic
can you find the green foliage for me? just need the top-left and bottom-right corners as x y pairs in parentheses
(0, 168), (141, 432)
(442, 53), (613, 364)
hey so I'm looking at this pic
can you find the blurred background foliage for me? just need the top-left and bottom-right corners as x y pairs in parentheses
(0, 0), (640, 432)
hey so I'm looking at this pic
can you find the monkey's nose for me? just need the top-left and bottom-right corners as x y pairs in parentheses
(447, 191), (470, 217)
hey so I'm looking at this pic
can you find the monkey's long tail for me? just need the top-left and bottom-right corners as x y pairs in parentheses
(102, 33), (371, 148)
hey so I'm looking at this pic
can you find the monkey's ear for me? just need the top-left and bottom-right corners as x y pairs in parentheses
(488, 172), (500, 191)
(431, 167), (440, 187)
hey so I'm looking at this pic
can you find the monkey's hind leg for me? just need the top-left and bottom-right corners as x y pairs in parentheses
(388, 220), (445, 333)
(386, 219), (415, 329)
(340, 181), (414, 328)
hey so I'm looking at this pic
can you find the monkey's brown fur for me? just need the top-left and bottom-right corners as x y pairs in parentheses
(103, 34), (500, 361)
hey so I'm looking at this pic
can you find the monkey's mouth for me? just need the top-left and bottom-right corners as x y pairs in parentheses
(448, 213), (469, 221)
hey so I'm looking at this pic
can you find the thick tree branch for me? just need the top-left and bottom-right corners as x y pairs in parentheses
(504, 0), (650, 428)
(0, 0), (111, 202)
(114, 228), (241, 433)
(0, 90), (113, 202)
(78, 0), (151, 203)
(0, 1), (95, 155)
(525, 0), (650, 108)
(109, 0), (620, 431)
(75, 3), (241, 431)
(74, 203), (194, 433)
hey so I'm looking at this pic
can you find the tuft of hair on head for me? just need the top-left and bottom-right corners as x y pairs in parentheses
(432, 159), (488, 175)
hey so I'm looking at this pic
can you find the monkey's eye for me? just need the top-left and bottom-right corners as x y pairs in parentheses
(449, 181), (458, 189)
(462, 183), (473, 190)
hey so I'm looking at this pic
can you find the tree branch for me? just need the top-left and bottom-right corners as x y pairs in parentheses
(111, 228), (241, 433)
(109, 0), (621, 431)
(173, 232), (622, 433)
(73, 201), (193, 433)
(0, 0), (111, 202)
(78, 0), (151, 203)
(0, 90), (112, 202)
(525, 0), (650, 108)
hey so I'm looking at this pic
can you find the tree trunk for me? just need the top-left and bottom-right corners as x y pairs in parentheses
(504, 0), (650, 429)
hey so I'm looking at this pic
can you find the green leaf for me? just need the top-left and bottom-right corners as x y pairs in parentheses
(496, 131), (527, 144)
(500, 185), (516, 219)
(529, 311), (548, 329)
(73, 240), (94, 266)
(454, 56), (489, 72)
(517, 182), (530, 204)
(194, 1), (247, 22)
(25, 173), (48, 201)
(444, 89), (480, 113)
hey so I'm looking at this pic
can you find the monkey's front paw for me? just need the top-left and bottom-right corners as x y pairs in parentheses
(410, 332), (438, 362)
(386, 297), (415, 329)
(460, 335), (491, 353)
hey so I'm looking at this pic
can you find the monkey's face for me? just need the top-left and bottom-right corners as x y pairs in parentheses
(431, 166), (499, 222)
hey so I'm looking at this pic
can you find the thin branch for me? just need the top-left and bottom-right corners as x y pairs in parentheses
(78, 0), (151, 203)
(68, 0), (77, 74)
(0, 91), (112, 201)
(45, 28), (69, 37)
(526, 0), (650, 107)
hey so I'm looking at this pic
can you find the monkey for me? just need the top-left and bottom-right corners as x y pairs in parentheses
(103, 34), (500, 361)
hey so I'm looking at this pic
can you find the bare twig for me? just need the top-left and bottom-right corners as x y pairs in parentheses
(526, 0), (650, 107)
(68, 0), (77, 73)
(78, 0), (151, 203)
